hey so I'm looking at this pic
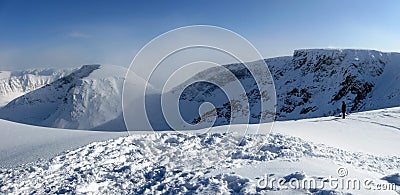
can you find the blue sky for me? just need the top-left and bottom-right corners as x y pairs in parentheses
(0, 0), (399, 70)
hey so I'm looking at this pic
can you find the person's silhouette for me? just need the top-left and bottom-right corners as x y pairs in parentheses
(341, 101), (346, 119)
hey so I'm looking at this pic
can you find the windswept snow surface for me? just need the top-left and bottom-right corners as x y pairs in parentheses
(0, 119), (126, 168)
(1, 107), (399, 194)
(1, 134), (398, 194)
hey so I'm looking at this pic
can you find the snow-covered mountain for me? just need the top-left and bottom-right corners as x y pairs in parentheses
(153, 60), (276, 130)
(0, 65), (129, 130)
(0, 68), (74, 107)
(175, 49), (400, 127)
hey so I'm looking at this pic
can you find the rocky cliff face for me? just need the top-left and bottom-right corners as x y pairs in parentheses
(275, 49), (392, 119)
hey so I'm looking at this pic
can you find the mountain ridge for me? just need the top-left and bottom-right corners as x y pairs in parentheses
(0, 49), (399, 130)
(175, 49), (400, 127)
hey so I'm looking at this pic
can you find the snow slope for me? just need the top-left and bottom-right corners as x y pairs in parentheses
(274, 107), (400, 156)
(1, 107), (399, 194)
(0, 65), (131, 130)
(0, 68), (74, 107)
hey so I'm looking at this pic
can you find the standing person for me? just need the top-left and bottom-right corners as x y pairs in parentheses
(341, 101), (346, 119)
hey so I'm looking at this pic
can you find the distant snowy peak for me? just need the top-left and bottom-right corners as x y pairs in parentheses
(0, 68), (75, 106)
(0, 65), (129, 130)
